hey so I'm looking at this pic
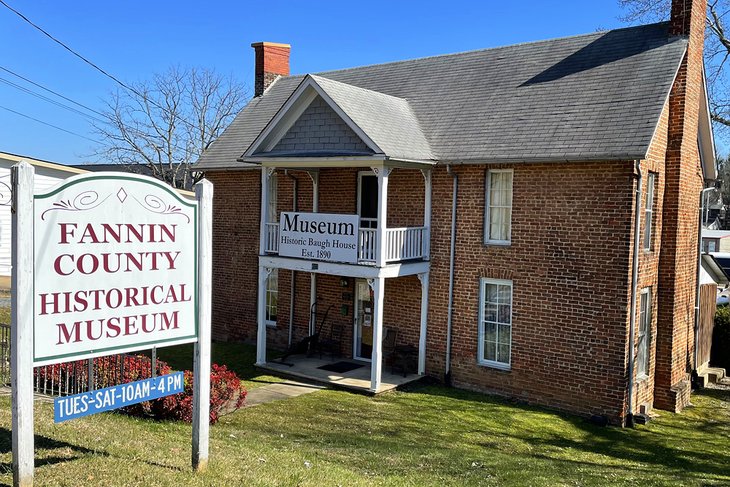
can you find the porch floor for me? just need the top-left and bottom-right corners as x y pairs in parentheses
(257, 355), (422, 394)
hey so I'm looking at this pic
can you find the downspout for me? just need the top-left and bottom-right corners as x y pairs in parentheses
(693, 185), (717, 378)
(285, 170), (298, 347)
(627, 160), (642, 428)
(445, 164), (458, 386)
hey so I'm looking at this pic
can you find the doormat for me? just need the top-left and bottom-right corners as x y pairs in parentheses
(317, 361), (364, 373)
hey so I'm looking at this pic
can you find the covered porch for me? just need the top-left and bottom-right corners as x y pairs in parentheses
(257, 355), (423, 394)
(255, 261), (430, 393)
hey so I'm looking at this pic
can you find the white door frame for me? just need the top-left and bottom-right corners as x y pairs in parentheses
(353, 278), (372, 362)
(357, 170), (377, 228)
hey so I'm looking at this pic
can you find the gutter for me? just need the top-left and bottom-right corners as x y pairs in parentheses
(445, 164), (458, 386)
(627, 160), (642, 428)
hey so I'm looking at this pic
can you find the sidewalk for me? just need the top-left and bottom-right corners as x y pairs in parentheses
(245, 380), (324, 407)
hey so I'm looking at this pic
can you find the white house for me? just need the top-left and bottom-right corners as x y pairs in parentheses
(0, 152), (86, 288)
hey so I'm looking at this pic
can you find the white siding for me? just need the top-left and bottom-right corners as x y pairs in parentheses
(0, 158), (83, 277)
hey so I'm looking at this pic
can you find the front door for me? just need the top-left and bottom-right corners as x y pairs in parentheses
(354, 279), (373, 361)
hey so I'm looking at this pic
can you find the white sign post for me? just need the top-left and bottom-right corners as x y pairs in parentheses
(12, 161), (34, 487)
(279, 211), (359, 264)
(192, 178), (212, 471)
(11, 168), (213, 485)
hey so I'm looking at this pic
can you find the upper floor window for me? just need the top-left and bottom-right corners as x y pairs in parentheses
(637, 287), (652, 378)
(265, 173), (278, 326)
(268, 172), (278, 223)
(643, 173), (656, 251)
(484, 169), (513, 245)
(478, 278), (512, 369)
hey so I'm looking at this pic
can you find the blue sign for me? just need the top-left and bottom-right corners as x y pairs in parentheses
(54, 372), (185, 423)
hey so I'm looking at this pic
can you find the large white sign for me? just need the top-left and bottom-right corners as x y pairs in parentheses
(279, 212), (359, 264)
(33, 173), (198, 366)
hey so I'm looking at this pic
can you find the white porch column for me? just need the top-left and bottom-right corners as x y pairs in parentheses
(417, 272), (429, 375)
(369, 276), (385, 392)
(259, 167), (273, 254)
(309, 170), (319, 334)
(256, 266), (272, 365)
(374, 167), (390, 267)
(421, 169), (432, 260)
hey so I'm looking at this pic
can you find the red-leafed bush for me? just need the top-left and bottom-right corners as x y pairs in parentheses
(152, 364), (247, 424)
(35, 355), (246, 424)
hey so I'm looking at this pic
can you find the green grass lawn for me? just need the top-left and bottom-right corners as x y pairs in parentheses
(152, 342), (283, 390)
(0, 376), (728, 486)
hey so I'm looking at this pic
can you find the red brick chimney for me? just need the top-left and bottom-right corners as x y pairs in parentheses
(654, 0), (707, 413)
(251, 42), (290, 97)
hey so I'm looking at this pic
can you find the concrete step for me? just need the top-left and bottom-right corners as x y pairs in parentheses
(696, 367), (726, 387)
(707, 367), (726, 384)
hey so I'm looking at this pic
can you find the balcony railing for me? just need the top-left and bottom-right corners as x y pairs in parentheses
(263, 222), (428, 264)
(385, 226), (428, 262)
(265, 222), (279, 253)
(358, 228), (377, 262)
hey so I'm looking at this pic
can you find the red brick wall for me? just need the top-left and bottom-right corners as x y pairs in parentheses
(206, 170), (261, 342)
(427, 162), (636, 423)
(628, 98), (671, 414)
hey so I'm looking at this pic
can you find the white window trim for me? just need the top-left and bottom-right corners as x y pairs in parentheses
(484, 169), (513, 246)
(477, 277), (513, 370)
(637, 287), (652, 380)
(643, 173), (656, 251)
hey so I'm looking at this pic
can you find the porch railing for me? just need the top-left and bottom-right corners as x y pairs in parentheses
(358, 228), (377, 262)
(385, 226), (428, 262)
(262, 222), (429, 264)
(265, 222), (279, 253)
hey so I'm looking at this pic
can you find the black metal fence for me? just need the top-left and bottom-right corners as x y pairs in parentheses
(0, 323), (159, 397)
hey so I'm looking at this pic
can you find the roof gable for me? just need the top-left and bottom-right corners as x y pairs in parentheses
(268, 95), (372, 155)
(244, 75), (433, 161)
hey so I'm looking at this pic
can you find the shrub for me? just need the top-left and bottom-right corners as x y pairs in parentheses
(35, 355), (246, 424)
(152, 364), (247, 424)
(712, 305), (730, 371)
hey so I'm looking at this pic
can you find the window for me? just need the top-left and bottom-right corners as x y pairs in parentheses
(637, 287), (652, 378)
(704, 239), (718, 253)
(643, 173), (656, 250)
(265, 172), (278, 326)
(484, 169), (513, 244)
(478, 278), (512, 369)
(265, 269), (278, 327)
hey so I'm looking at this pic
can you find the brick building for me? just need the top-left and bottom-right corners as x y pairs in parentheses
(195, 0), (716, 425)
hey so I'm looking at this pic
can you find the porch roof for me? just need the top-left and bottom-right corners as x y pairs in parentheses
(240, 75), (434, 162)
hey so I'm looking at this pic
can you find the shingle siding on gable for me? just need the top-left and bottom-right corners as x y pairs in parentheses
(267, 96), (371, 154)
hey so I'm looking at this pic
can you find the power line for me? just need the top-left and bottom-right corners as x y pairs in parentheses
(0, 105), (99, 143)
(0, 0), (199, 132)
(0, 65), (106, 118)
(0, 72), (192, 154)
(0, 76), (106, 124)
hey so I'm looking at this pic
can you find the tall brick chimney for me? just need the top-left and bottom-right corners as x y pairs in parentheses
(654, 0), (707, 413)
(251, 42), (290, 97)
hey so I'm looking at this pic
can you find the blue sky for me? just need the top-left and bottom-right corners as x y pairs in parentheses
(1, 1), (636, 164)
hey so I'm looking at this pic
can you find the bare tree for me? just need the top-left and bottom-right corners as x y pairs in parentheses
(92, 66), (247, 189)
(619, 0), (730, 142)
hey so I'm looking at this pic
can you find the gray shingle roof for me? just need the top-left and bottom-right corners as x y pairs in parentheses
(196, 22), (687, 169)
